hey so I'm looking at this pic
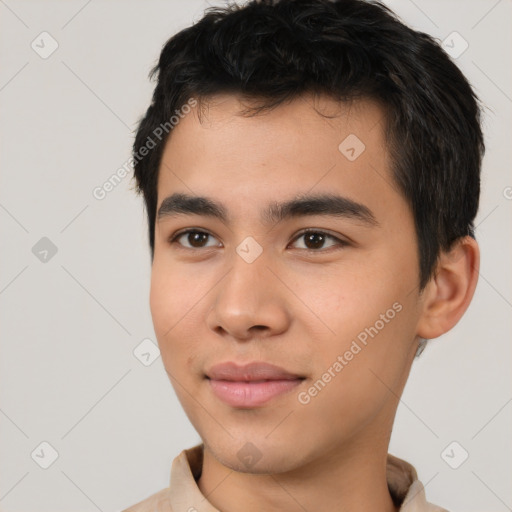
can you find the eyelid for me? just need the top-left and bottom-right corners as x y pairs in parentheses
(169, 228), (222, 247)
(169, 227), (350, 251)
(288, 228), (349, 250)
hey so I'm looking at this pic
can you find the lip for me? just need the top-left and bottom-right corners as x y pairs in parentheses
(206, 361), (303, 381)
(206, 361), (305, 408)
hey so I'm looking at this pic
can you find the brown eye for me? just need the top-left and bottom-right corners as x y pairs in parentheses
(304, 232), (327, 249)
(171, 230), (220, 249)
(290, 230), (346, 251)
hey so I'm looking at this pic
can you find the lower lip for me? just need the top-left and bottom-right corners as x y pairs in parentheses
(208, 378), (303, 407)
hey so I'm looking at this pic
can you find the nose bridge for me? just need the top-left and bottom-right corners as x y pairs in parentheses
(207, 240), (289, 338)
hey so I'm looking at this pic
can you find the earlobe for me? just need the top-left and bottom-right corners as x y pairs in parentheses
(416, 236), (480, 340)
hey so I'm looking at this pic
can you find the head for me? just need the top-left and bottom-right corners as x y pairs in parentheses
(133, 0), (483, 473)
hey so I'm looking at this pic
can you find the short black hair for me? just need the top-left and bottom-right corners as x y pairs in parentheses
(133, 0), (484, 290)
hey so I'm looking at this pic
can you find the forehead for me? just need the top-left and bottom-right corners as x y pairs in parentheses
(155, 92), (398, 220)
(159, 94), (387, 179)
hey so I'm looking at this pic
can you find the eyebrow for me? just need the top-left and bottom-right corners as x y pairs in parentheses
(156, 192), (379, 227)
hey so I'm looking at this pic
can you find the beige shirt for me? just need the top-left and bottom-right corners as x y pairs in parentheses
(122, 444), (448, 512)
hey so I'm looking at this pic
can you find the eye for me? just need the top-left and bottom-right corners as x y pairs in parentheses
(170, 229), (221, 249)
(289, 230), (347, 251)
(168, 228), (348, 252)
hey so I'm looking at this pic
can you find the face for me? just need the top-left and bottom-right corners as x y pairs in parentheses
(150, 93), (425, 473)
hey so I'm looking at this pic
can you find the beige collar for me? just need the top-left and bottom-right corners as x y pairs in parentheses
(163, 444), (447, 512)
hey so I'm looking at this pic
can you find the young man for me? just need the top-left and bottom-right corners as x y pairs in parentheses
(124, 0), (483, 510)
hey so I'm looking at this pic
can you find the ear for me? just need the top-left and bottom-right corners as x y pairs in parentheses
(416, 236), (480, 340)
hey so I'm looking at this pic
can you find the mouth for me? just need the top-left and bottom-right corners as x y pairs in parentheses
(205, 360), (304, 381)
(206, 378), (305, 408)
(205, 361), (306, 408)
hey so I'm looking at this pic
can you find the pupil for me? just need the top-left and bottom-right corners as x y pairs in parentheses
(306, 233), (324, 249)
(189, 232), (208, 247)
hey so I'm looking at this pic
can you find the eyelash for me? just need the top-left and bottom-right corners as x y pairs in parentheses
(168, 228), (349, 252)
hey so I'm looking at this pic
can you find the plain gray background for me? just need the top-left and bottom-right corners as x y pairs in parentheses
(0, 0), (510, 511)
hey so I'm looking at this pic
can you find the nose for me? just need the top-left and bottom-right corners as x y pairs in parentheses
(206, 251), (291, 341)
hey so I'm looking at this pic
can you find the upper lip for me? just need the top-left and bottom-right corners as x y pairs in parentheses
(206, 361), (304, 381)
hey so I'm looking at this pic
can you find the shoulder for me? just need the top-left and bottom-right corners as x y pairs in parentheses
(386, 454), (449, 512)
(121, 444), (204, 512)
(121, 487), (172, 512)
(400, 480), (450, 512)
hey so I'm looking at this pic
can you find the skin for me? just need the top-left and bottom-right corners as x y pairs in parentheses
(149, 92), (479, 512)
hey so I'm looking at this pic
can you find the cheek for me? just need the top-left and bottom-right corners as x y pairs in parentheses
(297, 307), (417, 440)
(149, 256), (219, 383)
(284, 262), (400, 346)
(150, 258), (200, 338)
(293, 263), (419, 382)
(149, 262), (197, 372)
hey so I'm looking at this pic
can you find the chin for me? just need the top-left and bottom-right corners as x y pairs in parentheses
(204, 436), (307, 475)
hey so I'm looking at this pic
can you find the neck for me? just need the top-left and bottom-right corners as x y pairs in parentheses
(197, 426), (399, 512)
